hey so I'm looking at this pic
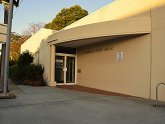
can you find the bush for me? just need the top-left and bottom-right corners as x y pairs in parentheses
(9, 65), (25, 84)
(17, 51), (33, 66)
(9, 59), (17, 66)
(24, 64), (45, 86)
(9, 51), (46, 86)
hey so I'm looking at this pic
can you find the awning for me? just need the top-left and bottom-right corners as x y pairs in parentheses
(0, 24), (7, 43)
(48, 16), (151, 47)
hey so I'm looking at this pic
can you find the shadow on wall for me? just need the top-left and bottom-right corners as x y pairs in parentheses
(36, 36), (54, 85)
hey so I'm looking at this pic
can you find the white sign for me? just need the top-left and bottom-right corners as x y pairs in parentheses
(117, 52), (124, 61)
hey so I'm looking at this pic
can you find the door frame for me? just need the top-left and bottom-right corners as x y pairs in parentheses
(55, 53), (77, 85)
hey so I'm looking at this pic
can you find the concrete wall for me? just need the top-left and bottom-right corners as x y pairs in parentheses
(21, 28), (55, 53)
(76, 0), (165, 101)
(150, 0), (165, 101)
(38, 40), (51, 85)
(77, 35), (151, 98)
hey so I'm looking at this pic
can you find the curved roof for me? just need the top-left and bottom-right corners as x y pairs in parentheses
(48, 17), (151, 47)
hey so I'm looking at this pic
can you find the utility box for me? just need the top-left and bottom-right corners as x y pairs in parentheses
(0, 23), (7, 43)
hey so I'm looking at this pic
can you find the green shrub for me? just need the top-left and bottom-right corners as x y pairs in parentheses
(9, 65), (25, 85)
(24, 64), (45, 86)
(9, 51), (46, 86)
(9, 59), (17, 66)
(9, 64), (46, 86)
(17, 51), (33, 66)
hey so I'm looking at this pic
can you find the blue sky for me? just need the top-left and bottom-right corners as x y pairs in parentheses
(0, 0), (114, 34)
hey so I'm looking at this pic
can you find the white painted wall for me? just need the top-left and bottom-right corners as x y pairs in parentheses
(21, 28), (55, 54)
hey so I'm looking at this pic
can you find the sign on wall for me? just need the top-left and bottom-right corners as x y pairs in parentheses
(117, 52), (124, 61)
(86, 46), (114, 54)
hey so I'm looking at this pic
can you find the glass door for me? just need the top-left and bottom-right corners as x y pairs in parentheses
(66, 56), (75, 84)
(55, 56), (65, 84)
(55, 54), (76, 85)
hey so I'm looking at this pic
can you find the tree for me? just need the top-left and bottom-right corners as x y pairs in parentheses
(22, 22), (45, 36)
(10, 33), (29, 61)
(44, 5), (88, 30)
(10, 22), (43, 61)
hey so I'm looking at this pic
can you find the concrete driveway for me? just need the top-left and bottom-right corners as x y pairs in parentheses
(0, 85), (165, 124)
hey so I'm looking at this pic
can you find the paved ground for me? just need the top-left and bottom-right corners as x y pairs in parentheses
(0, 84), (164, 124)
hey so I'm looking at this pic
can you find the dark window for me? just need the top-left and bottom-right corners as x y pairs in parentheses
(56, 46), (76, 54)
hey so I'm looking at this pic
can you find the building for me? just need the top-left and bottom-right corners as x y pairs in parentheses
(0, 23), (7, 43)
(21, 0), (165, 101)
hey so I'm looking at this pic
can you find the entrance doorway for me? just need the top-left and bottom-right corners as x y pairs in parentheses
(55, 53), (76, 85)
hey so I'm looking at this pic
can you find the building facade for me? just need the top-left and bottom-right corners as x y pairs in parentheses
(21, 0), (165, 101)
(0, 23), (7, 43)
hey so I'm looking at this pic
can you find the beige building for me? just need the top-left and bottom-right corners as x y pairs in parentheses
(0, 23), (7, 43)
(21, 0), (165, 101)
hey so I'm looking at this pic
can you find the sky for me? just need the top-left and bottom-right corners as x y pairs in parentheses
(0, 0), (114, 34)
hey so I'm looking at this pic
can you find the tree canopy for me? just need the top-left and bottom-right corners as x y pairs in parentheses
(10, 33), (30, 61)
(44, 5), (88, 30)
(10, 22), (44, 61)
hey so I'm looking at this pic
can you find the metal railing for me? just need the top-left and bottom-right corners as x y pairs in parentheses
(155, 82), (165, 107)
